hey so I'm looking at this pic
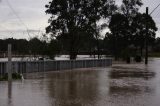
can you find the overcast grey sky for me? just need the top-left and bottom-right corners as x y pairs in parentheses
(0, 0), (50, 39)
(0, 0), (160, 39)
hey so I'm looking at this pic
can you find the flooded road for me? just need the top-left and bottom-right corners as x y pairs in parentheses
(0, 58), (160, 106)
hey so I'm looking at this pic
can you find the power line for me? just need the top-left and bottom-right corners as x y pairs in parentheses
(150, 2), (160, 15)
(5, 0), (31, 38)
(0, 25), (15, 36)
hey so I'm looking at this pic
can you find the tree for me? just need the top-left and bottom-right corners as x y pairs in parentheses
(108, 13), (130, 59)
(104, 0), (144, 60)
(28, 37), (43, 56)
(131, 13), (157, 56)
(106, 9), (157, 60)
(45, 0), (116, 59)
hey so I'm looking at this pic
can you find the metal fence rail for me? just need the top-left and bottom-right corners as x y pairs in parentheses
(0, 59), (112, 75)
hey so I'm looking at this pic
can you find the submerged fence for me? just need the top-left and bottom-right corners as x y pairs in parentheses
(0, 59), (112, 75)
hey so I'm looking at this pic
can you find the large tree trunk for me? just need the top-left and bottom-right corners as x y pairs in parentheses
(69, 33), (78, 60)
(69, 51), (77, 60)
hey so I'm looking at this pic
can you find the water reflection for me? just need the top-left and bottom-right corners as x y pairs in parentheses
(46, 70), (101, 106)
(8, 81), (12, 105)
(0, 58), (160, 106)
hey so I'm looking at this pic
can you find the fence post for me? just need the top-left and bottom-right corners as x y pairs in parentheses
(8, 44), (12, 81)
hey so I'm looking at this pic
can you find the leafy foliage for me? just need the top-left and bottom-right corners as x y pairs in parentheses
(131, 13), (157, 49)
(104, 0), (157, 60)
(121, 0), (143, 16)
(45, 0), (116, 59)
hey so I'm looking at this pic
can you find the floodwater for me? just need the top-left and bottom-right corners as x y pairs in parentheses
(0, 58), (160, 106)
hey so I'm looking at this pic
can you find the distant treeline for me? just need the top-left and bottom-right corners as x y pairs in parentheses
(0, 37), (107, 58)
(0, 37), (160, 59)
(0, 38), (60, 59)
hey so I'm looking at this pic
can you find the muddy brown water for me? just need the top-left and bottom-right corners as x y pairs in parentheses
(0, 58), (160, 106)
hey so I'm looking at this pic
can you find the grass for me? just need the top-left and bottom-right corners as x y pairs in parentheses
(0, 73), (21, 81)
(149, 52), (160, 57)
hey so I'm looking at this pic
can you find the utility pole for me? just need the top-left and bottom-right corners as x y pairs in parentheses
(145, 7), (148, 65)
(144, 3), (160, 64)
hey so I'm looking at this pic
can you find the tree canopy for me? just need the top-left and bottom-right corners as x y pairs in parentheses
(45, 0), (116, 59)
(44, 0), (158, 60)
(121, 0), (143, 16)
(104, 0), (157, 60)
